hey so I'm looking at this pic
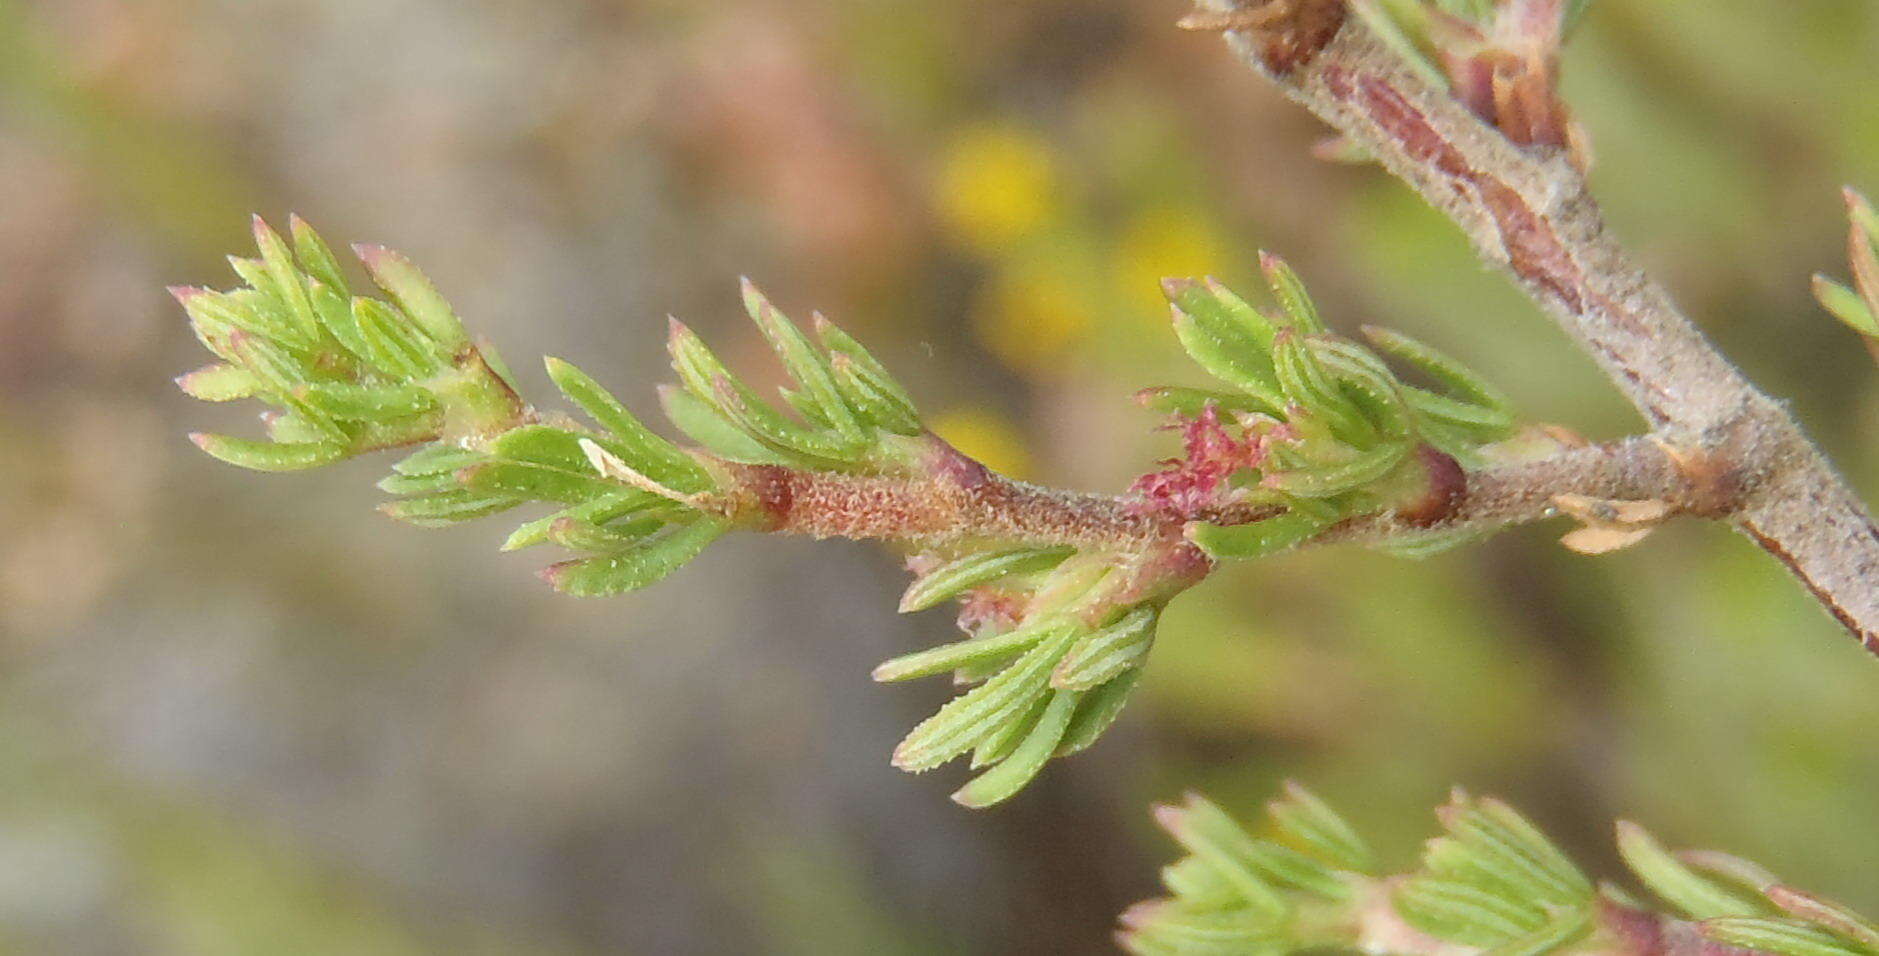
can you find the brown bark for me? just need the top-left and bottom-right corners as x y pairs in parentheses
(1188, 4), (1879, 652)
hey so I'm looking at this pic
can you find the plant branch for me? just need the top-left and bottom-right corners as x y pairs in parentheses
(1189, 3), (1879, 651)
(709, 434), (1711, 555)
(1123, 786), (1879, 956)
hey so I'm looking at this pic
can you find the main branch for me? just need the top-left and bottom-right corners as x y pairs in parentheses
(1190, 2), (1879, 651)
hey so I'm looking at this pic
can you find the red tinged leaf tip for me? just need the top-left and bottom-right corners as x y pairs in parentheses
(1115, 900), (1166, 930)
(350, 242), (390, 268)
(1150, 801), (1188, 836)
(1159, 277), (1199, 302)
(168, 285), (207, 305)
(187, 432), (214, 451)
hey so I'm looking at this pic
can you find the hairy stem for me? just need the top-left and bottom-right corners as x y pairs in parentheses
(1191, 4), (1879, 651)
(712, 434), (1703, 554)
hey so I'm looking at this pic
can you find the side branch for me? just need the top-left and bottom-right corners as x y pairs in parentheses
(711, 437), (1703, 554)
(1192, 4), (1879, 650)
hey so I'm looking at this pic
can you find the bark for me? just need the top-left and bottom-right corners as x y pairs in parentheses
(1188, 2), (1879, 651)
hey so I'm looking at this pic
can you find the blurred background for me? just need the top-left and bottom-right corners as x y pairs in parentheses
(1, 0), (1877, 952)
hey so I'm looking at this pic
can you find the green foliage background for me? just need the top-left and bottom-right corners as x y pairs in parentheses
(0, 0), (1874, 952)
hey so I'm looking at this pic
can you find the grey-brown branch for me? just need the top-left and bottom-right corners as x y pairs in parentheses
(1190, 2), (1879, 652)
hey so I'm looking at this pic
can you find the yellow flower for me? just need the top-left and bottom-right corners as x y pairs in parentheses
(929, 407), (1033, 479)
(933, 124), (1058, 253)
(1114, 205), (1229, 317)
(971, 255), (1096, 374)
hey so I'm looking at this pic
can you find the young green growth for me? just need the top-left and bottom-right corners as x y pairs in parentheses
(1123, 784), (1879, 956)
(179, 220), (1533, 808)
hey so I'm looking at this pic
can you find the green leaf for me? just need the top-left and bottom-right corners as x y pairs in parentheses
(952, 688), (1082, 808)
(1166, 285), (1285, 410)
(459, 459), (621, 504)
(547, 515), (664, 553)
(392, 443), (485, 475)
(289, 215), (349, 297)
(1404, 385), (1515, 438)
(1616, 821), (1769, 919)
(1154, 795), (1288, 919)
(1393, 877), (1547, 946)
(1259, 252), (1325, 334)
(501, 491), (656, 551)
(1266, 781), (1376, 874)
(830, 352), (922, 435)
(265, 412), (338, 445)
(1263, 441), (1409, 498)
(670, 319), (864, 464)
(175, 287), (310, 352)
(1159, 856), (1241, 910)
(969, 693), (1050, 769)
(709, 374), (868, 465)
(1767, 888), (1879, 950)
(741, 279), (865, 441)
(1312, 339), (1413, 439)
(252, 216), (322, 347)
(488, 424), (593, 471)
(814, 313), (921, 425)
(353, 243), (469, 350)
(352, 297), (447, 378)
(545, 357), (714, 492)
(1814, 275), (1879, 337)
(892, 628), (1075, 772)
(1190, 510), (1335, 559)
(298, 382), (437, 421)
(176, 363), (259, 402)
(1170, 793), (1347, 901)
(1273, 331), (1371, 442)
(1055, 669), (1142, 757)
(658, 384), (801, 465)
(1484, 907), (1593, 956)
(1372, 526), (1483, 559)
(1052, 606), (1157, 690)
(1425, 796), (1591, 909)
(306, 279), (379, 372)
(541, 517), (729, 597)
(376, 469), (462, 496)
(899, 547), (1076, 612)
(1467, 798), (1593, 902)
(872, 621), (1059, 683)
(380, 489), (524, 527)
(1701, 919), (1873, 956)
(190, 433), (346, 472)
(1122, 905), (1279, 951)
(1362, 325), (1512, 416)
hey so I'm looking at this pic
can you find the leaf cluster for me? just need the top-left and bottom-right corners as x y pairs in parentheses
(880, 547), (1190, 806)
(1123, 785), (1879, 956)
(1147, 255), (1513, 560)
